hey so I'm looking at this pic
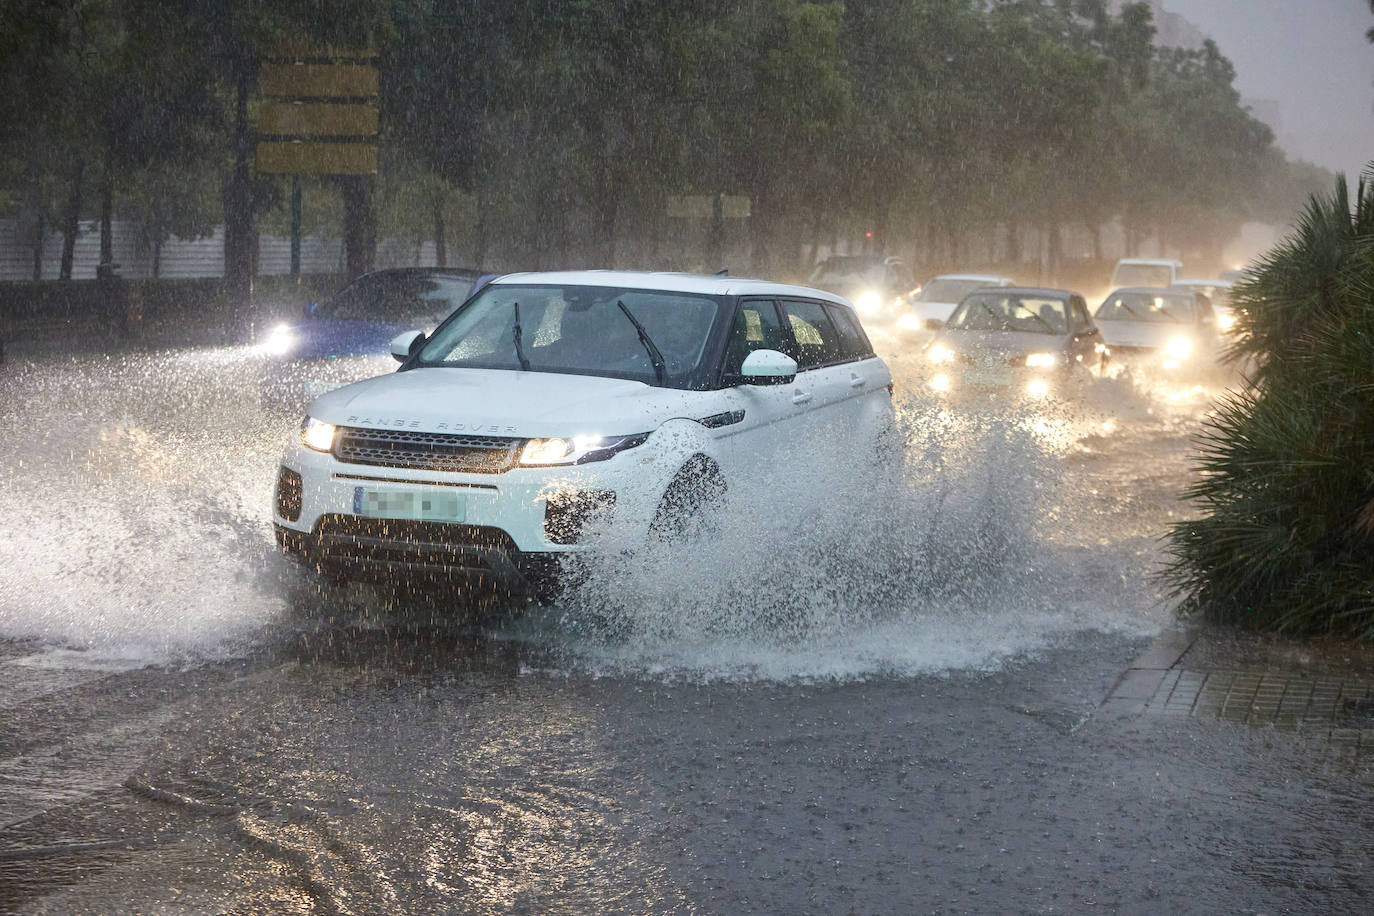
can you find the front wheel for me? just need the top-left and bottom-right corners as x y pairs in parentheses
(649, 455), (727, 544)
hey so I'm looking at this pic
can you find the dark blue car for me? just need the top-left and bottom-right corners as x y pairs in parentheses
(258, 267), (492, 409)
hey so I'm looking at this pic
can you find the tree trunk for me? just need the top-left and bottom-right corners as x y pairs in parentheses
(30, 212), (43, 281)
(99, 148), (114, 267)
(474, 177), (489, 268)
(432, 196), (447, 267)
(60, 158), (84, 280)
(340, 176), (376, 277)
(1047, 221), (1062, 284)
(223, 62), (255, 338)
(153, 237), (162, 278)
(1005, 219), (1020, 265)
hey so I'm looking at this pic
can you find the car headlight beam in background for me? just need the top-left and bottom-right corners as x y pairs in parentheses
(300, 416), (338, 452)
(1164, 336), (1193, 360)
(926, 344), (955, 364)
(853, 290), (883, 315)
(260, 323), (297, 356)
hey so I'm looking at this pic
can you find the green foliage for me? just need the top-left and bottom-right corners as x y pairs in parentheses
(1165, 172), (1374, 638)
(0, 0), (1333, 276)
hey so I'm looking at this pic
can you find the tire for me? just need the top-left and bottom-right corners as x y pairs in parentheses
(649, 455), (727, 544)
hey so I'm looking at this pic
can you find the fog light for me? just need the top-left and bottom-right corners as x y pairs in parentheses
(545, 490), (616, 545)
(275, 466), (303, 521)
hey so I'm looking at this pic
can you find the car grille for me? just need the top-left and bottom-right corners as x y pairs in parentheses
(333, 426), (524, 474)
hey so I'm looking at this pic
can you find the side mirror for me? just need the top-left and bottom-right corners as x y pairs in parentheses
(390, 330), (426, 362)
(924, 318), (944, 332)
(304, 301), (320, 318)
(739, 348), (797, 385)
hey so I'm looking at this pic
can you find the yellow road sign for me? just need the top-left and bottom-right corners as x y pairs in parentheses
(256, 141), (378, 175)
(259, 64), (378, 99)
(259, 102), (378, 137)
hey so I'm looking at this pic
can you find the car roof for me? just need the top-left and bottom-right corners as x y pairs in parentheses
(1173, 277), (1232, 288)
(931, 273), (1014, 282)
(489, 270), (852, 306)
(1107, 287), (1197, 297)
(972, 286), (1076, 299)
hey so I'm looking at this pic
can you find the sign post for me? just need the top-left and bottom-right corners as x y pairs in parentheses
(256, 48), (379, 280)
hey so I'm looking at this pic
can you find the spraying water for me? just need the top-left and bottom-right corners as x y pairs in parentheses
(0, 346), (1208, 676)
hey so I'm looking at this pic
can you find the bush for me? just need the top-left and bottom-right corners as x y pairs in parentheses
(1164, 172), (1374, 638)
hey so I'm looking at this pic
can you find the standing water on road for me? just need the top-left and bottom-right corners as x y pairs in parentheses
(0, 345), (1198, 678)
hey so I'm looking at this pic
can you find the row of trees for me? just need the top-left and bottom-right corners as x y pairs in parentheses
(0, 1), (1331, 303)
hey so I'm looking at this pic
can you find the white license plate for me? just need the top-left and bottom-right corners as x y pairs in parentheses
(966, 367), (1012, 387)
(352, 487), (467, 523)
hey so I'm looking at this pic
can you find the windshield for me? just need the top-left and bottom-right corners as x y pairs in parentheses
(917, 278), (997, 303)
(320, 273), (477, 323)
(416, 284), (722, 387)
(946, 293), (1068, 335)
(1096, 291), (1197, 323)
(808, 258), (885, 287)
(1111, 264), (1174, 288)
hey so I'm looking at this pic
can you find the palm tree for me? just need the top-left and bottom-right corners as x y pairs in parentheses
(1164, 172), (1374, 638)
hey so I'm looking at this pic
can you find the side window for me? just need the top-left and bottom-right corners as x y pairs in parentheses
(782, 299), (843, 369)
(722, 299), (788, 377)
(823, 303), (874, 361)
(1070, 297), (1091, 332)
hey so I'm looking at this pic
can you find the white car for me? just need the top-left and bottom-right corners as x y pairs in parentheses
(1171, 278), (1237, 331)
(1108, 258), (1183, 289)
(898, 274), (1017, 333)
(273, 271), (894, 599)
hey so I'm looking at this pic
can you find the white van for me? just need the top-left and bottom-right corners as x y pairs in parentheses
(1109, 258), (1183, 289)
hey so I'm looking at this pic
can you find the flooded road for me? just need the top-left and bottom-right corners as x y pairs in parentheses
(1, 341), (1370, 913)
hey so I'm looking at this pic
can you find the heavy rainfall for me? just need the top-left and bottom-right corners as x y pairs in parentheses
(1, 1), (1373, 913)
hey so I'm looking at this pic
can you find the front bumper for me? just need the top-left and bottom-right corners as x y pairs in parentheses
(273, 429), (678, 586)
(274, 518), (562, 595)
(926, 364), (1064, 399)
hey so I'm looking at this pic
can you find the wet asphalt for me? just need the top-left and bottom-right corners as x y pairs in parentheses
(0, 339), (1371, 914)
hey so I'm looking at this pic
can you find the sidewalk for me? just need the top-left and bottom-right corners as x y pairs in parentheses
(1098, 622), (1374, 748)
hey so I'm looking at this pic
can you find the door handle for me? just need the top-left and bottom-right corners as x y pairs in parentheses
(849, 373), (866, 388)
(791, 390), (813, 405)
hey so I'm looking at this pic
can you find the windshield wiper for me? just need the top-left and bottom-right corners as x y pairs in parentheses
(512, 301), (531, 371)
(1012, 303), (1055, 333)
(1115, 301), (1143, 320)
(616, 300), (667, 386)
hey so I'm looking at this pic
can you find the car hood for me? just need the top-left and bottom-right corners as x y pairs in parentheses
(935, 329), (1064, 359)
(277, 319), (429, 359)
(1094, 320), (1190, 349)
(305, 367), (706, 438)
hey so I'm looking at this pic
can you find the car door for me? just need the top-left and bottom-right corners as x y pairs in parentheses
(824, 300), (893, 433)
(778, 298), (857, 431)
(1067, 296), (1102, 369)
(709, 298), (816, 461)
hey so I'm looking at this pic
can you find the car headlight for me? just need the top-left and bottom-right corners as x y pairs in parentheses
(853, 290), (882, 314)
(1164, 337), (1193, 360)
(1025, 352), (1057, 368)
(897, 313), (924, 331)
(260, 323), (296, 356)
(300, 416), (337, 452)
(1216, 311), (1237, 331)
(519, 433), (648, 466)
(927, 344), (955, 364)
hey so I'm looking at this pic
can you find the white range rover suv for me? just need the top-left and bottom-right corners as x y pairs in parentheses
(273, 271), (894, 599)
